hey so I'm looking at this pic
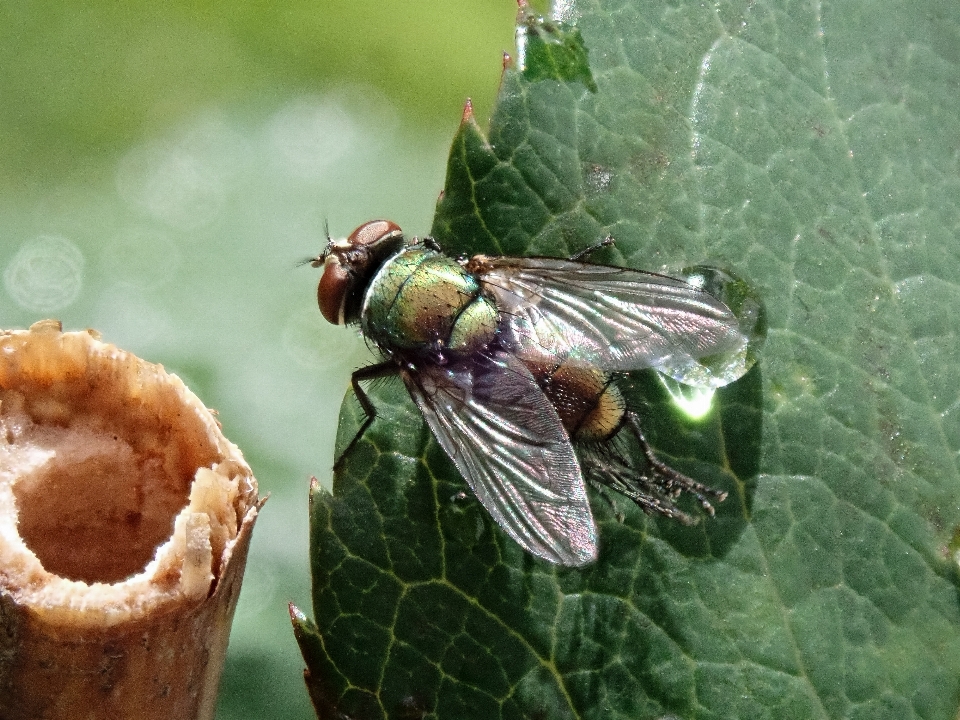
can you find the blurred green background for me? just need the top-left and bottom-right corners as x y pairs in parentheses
(0, 2), (521, 716)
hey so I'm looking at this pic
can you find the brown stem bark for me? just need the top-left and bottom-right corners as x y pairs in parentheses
(0, 320), (261, 719)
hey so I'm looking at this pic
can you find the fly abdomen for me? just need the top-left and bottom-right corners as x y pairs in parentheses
(575, 380), (626, 443)
(523, 357), (626, 443)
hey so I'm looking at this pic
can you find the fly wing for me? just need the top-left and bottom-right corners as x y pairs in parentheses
(402, 350), (598, 566)
(478, 256), (748, 387)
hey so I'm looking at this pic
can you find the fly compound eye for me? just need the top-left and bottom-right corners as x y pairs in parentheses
(317, 255), (351, 325)
(348, 220), (403, 249)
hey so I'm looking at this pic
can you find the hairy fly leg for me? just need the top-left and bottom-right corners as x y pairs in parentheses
(624, 412), (728, 515)
(568, 235), (616, 262)
(333, 360), (400, 471)
(581, 412), (728, 523)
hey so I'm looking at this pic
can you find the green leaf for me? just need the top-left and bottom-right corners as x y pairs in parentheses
(300, 1), (960, 718)
(517, 6), (598, 92)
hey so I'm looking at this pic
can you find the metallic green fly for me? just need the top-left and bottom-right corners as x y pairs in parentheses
(312, 220), (754, 566)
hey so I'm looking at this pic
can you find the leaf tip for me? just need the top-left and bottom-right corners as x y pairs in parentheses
(460, 97), (475, 124)
(288, 601), (306, 625)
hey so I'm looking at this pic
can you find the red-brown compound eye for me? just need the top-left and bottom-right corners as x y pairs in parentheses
(347, 220), (403, 249)
(317, 257), (352, 325)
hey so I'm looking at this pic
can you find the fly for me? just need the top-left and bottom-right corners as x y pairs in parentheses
(312, 220), (755, 566)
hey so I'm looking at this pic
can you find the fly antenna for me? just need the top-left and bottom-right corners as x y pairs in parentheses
(296, 218), (334, 269)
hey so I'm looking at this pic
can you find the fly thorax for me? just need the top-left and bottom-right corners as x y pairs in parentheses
(361, 247), (487, 353)
(447, 295), (498, 356)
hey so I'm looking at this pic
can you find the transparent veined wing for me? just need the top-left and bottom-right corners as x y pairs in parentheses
(474, 256), (750, 388)
(402, 350), (598, 566)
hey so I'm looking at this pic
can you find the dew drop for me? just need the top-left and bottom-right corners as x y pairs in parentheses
(675, 265), (767, 388)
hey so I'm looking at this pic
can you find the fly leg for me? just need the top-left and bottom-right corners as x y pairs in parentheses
(583, 451), (699, 525)
(585, 477), (626, 523)
(569, 235), (615, 262)
(333, 360), (399, 472)
(624, 412), (728, 516)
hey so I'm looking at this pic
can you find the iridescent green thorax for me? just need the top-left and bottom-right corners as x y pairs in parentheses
(361, 245), (497, 356)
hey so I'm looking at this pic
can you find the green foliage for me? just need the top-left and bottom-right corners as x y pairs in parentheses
(517, 8), (598, 92)
(0, 0), (513, 188)
(301, 0), (960, 718)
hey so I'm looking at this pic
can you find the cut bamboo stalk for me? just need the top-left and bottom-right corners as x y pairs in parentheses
(0, 320), (261, 719)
